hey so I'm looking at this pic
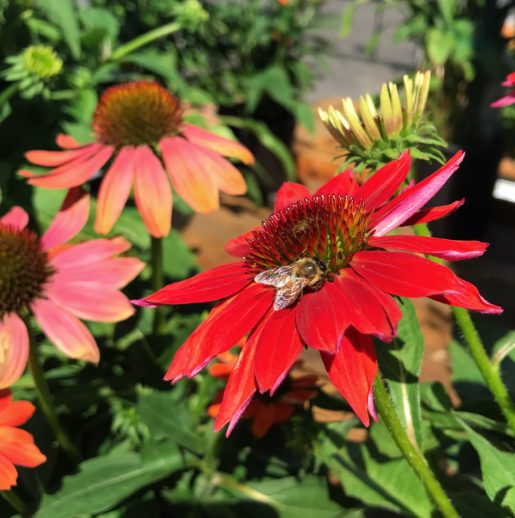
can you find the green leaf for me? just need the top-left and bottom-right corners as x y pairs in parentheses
(339, 2), (356, 38)
(137, 390), (204, 454)
(460, 421), (515, 513)
(35, 443), (182, 518)
(437, 0), (457, 24)
(220, 475), (343, 518)
(426, 28), (454, 65)
(37, 0), (81, 59)
(377, 298), (424, 448)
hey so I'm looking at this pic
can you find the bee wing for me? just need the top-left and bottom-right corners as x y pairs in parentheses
(274, 277), (308, 310)
(254, 265), (294, 288)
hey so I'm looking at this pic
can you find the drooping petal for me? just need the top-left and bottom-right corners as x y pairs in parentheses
(45, 280), (134, 323)
(431, 276), (503, 314)
(164, 284), (273, 382)
(41, 188), (90, 250)
(491, 95), (515, 108)
(25, 143), (97, 167)
(351, 251), (456, 298)
(274, 182), (311, 211)
(0, 400), (35, 428)
(254, 307), (303, 394)
(133, 145), (172, 238)
(0, 207), (28, 230)
(357, 150), (411, 211)
(321, 330), (378, 427)
(50, 237), (131, 270)
(0, 428), (46, 467)
(371, 151), (465, 236)
(0, 454), (18, 490)
(32, 299), (99, 363)
(369, 235), (488, 261)
(315, 168), (360, 197)
(0, 314), (29, 389)
(94, 147), (136, 235)
(182, 124), (254, 165)
(296, 281), (350, 352)
(401, 199), (464, 226)
(214, 343), (258, 436)
(160, 137), (219, 213)
(21, 144), (114, 189)
(335, 270), (400, 341)
(133, 263), (250, 307)
(251, 403), (278, 438)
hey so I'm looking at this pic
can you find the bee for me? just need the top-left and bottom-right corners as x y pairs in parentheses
(254, 256), (328, 311)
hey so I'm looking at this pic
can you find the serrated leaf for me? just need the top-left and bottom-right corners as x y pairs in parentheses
(35, 443), (181, 518)
(377, 298), (424, 448)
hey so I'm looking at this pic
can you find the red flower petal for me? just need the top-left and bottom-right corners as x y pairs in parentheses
(296, 281), (350, 352)
(273, 182), (311, 211)
(164, 283), (273, 382)
(357, 150), (411, 211)
(133, 262), (250, 307)
(0, 454), (18, 490)
(0, 401), (35, 428)
(254, 308), (303, 394)
(351, 251), (456, 297)
(431, 276), (503, 314)
(214, 340), (257, 435)
(369, 235), (488, 261)
(225, 231), (253, 257)
(336, 270), (400, 341)
(371, 151), (464, 236)
(321, 330), (378, 427)
(251, 403), (278, 437)
(315, 168), (359, 197)
(401, 199), (464, 226)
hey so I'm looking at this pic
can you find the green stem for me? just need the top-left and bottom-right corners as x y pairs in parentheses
(1, 489), (27, 516)
(453, 307), (515, 432)
(413, 223), (515, 433)
(374, 377), (460, 518)
(151, 236), (166, 335)
(0, 83), (19, 108)
(28, 338), (81, 464)
(109, 22), (181, 61)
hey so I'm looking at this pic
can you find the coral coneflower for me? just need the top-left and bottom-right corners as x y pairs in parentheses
(0, 189), (144, 387)
(0, 389), (46, 490)
(21, 81), (253, 237)
(134, 150), (501, 433)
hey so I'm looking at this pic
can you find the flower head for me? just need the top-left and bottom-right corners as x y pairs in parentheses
(134, 150), (501, 434)
(208, 350), (317, 437)
(0, 190), (144, 387)
(0, 389), (46, 490)
(319, 71), (446, 174)
(491, 72), (515, 108)
(21, 81), (254, 237)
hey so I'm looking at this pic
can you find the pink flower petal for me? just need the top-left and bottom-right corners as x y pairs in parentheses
(0, 207), (28, 230)
(133, 145), (172, 238)
(94, 147), (136, 235)
(490, 95), (515, 108)
(160, 137), (219, 213)
(56, 133), (80, 149)
(22, 144), (114, 189)
(25, 143), (97, 167)
(41, 188), (90, 250)
(182, 124), (254, 165)
(371, 151), (464, 236)
(0, 313), (29, 389)
(32, 299), (99, 363)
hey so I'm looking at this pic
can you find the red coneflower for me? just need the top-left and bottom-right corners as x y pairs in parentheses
(134, 150), (501, 433)
(21, 81), (253, 237)
(0, 190), (144, 387)
(0, 389), (46, 490)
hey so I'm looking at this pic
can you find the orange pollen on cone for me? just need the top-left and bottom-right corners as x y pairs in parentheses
(0, 224), (53, 317)
(244, 194), (372, 274)
(92, 81), (183, 147)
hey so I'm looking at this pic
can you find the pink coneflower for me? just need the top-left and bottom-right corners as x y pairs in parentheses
(491, 72), (515, 107)
(21, 81), (254, 237)
(0, 189), (144, 387)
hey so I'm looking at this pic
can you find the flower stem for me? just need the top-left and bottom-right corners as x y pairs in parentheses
(0, 83), (19, 108)
(28, 338), (81, 464)
(413, 223), (515, 433)
(110, 22), (181, 61)
(1, 489), (27, 516)
(151, 236), (166, 335)
(373, 376), (459, 518)
(453, 307), (515, 432)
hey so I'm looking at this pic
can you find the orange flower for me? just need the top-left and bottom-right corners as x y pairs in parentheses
(22, 81), (253, 238)
(0, 389), (46, 490)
